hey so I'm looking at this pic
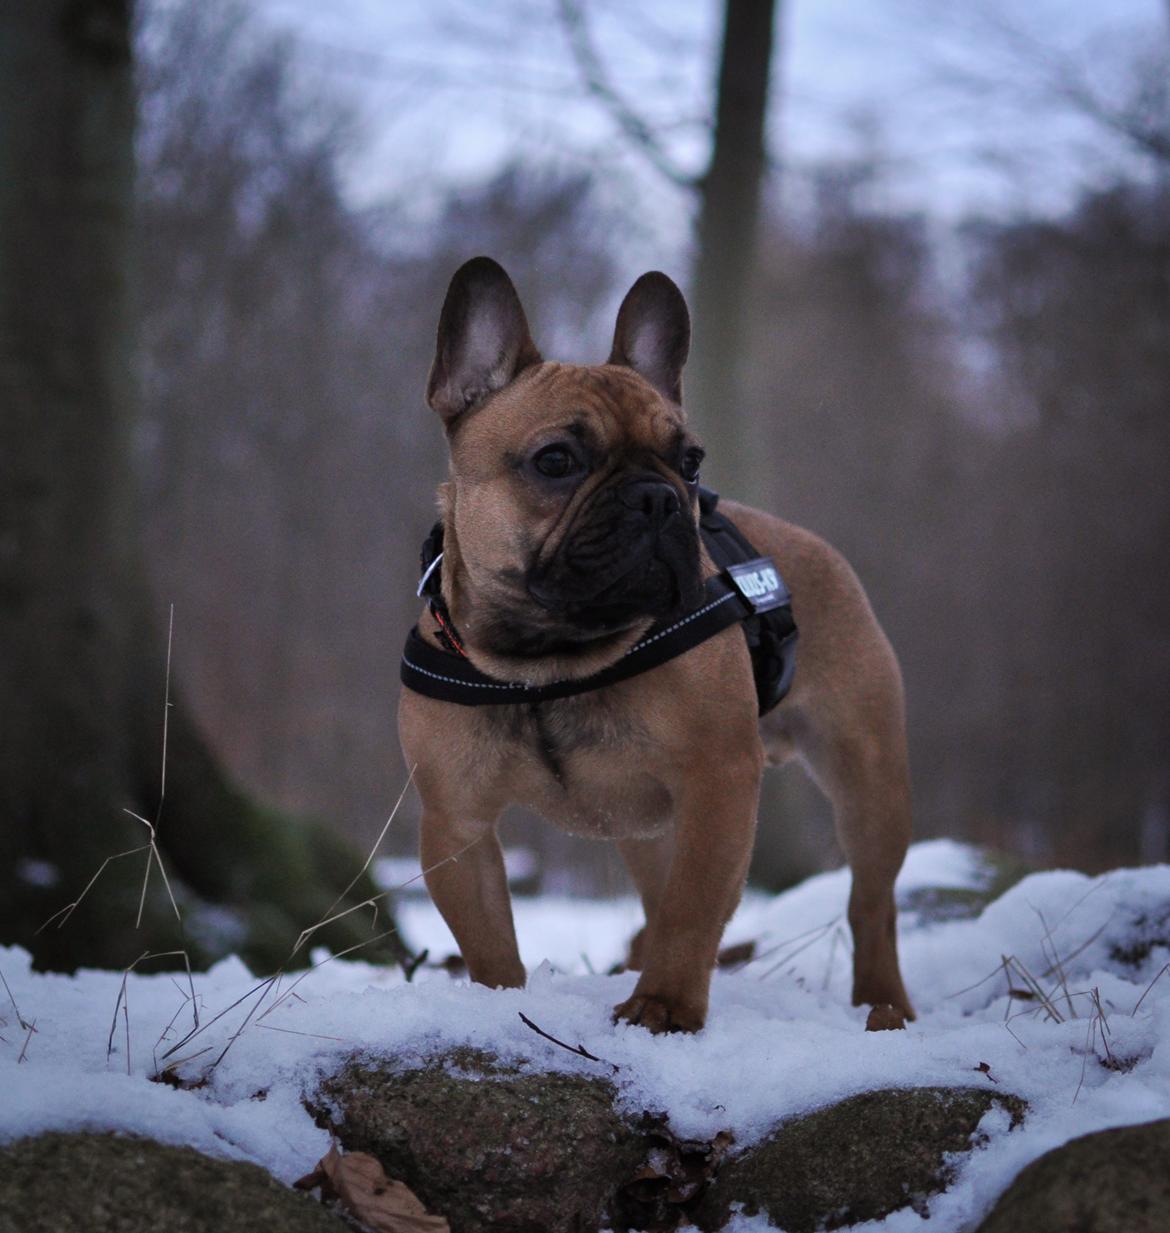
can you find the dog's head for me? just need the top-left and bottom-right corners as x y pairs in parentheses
(425, 257), (706, 682)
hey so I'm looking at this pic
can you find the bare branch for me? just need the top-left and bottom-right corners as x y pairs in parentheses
(555, 0), (700, 190)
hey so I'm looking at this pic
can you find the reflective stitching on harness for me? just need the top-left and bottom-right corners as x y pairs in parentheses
(403, 590), (737, 696)
(401, 655), (530, 691)
(623, 590), (737, 655)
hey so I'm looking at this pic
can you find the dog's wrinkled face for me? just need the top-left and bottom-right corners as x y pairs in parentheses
(426, 258), (706, 673)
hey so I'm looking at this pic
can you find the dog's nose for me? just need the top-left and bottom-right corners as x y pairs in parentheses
(620, 479), (681, 526)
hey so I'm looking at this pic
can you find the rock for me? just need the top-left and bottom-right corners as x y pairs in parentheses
(696, 1086), (1027, 1233)
(313, 1052), (1033, 1233)
(898, 847), (1033, 925)
(975, 1118), (1170, 1233)
(0, 1132), (345, 1233)
(310, 1049), (648, 1233)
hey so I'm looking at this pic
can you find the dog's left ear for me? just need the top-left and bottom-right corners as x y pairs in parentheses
(427, 256), (543, 427)
(608, 272), (691, 404)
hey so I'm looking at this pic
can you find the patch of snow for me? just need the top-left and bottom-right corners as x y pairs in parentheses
(377, 845), (539, 896)
(2, 842), (1168, 1233)
(14, 859), (60, 889)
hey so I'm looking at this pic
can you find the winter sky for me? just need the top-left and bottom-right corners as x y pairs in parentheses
(252, 0), (1165, 244)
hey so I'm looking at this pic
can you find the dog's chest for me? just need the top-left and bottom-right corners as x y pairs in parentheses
(484, 695), (673, 839)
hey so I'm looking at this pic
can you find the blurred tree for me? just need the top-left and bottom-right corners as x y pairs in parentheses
(742, 162), (974, 884)
(689, 0), (781, 504)
(559, 0), (782, 499)
(0, 0), (405, 971)
(964, 181), (1170, 866)
(135, 0), (624, 889)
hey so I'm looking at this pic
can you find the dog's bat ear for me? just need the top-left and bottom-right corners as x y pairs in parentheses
(608, 272), (691, 405)
(427, 257), (543, 427)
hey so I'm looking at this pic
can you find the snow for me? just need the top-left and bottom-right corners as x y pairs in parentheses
(2, 839), (1169, 1232)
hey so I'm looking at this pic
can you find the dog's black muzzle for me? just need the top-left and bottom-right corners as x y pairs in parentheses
(527, 476), (703, 632)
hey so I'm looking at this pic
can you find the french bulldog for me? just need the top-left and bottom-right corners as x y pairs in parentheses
(398, 256), (914, 1033)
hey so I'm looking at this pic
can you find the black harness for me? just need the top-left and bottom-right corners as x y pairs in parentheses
(400, 488), (797, 714)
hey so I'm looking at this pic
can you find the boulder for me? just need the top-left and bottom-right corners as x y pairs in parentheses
(313, 1051), (1031, 1233)
(311, 1049), (648, 1233)
(975, 1118), (1170, 1233)
(0, 1132), (344, 1233)
(897, 848), (1033, 925)
(696, 1086), (1027, 1232)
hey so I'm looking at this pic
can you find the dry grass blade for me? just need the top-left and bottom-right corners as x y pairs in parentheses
(255, 1023), (350, 1042)
(154, 979), (202, 1067)
(37, 844), (153, 933)
(821, 924), (853, 991)
(160, 975), (278, 1062)
(258, 929), (402, 1022)
(754, 916), (842, 981)
(124, 812), (183, 927)
(1032, 906), (1076, 1018)
(150, 770), (482, 1081)
(288, 829), (485, 966)
(1132, 962), (1170, 1016)
(1090, 987), (1114, 1061)
(1039, 918), (1112, 981)
(945, 956), (1016, 1002)
(318, 763), (417, 925)
(17, 1020), (37, 1064)
(1072, 987), (1111, 1105)
(0, 964), (33, 1032)
(107, 949), (193, 1075)
(1005, 955), (1065, 1023)
(132, 605), (176, 927)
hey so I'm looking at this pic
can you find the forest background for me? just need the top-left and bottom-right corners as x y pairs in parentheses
(137, 0), (1170, 890)
(4, 0), (1168, 973)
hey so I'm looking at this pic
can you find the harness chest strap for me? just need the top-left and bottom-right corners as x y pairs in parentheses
(400, 488), (798, 713)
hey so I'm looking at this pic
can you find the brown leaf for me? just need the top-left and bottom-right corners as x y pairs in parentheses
(618, 1118), (737, 1230)
(297, 1145), (449, 1232)
(716, 940), (757, 968)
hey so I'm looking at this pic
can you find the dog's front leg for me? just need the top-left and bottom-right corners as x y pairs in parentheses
(420, 810), (526, 989)
(613, 744), (763, 1033)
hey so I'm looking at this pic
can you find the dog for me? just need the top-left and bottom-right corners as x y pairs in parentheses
(398, 256), (914, 1033)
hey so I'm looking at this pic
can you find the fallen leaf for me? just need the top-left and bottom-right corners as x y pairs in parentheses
(296, 1144), (449, 1232)
(716, 940), (757, 968)
(616, 1118), (736, 1231)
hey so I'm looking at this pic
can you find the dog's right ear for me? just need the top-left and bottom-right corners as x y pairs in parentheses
(426, 257), (542, 427)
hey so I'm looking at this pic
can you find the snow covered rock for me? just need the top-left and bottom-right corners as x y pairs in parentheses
(0, 1132), (346, 1233)
(311, 1049), (647, 1233)
(310, 1053), (1030, 1233)
(974, 1117), (1170, 1233)
(695, 1086), (1027, 1232)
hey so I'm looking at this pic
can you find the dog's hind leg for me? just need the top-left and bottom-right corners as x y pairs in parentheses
(791, 707), (915, 1021)
(835, 771), (914, 1021)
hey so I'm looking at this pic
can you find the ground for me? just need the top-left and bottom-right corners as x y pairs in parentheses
(2, 840), (1168, 1231)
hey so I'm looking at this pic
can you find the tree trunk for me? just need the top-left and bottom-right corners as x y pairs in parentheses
(0, 0), (404, 973)
(688, 0), (780, 506)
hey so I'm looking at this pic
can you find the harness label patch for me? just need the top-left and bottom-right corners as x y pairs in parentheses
(726, 556), (790, 613)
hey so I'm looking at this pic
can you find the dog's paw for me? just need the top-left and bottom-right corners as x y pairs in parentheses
(864, 1003), (907, 1032)
(612, 994), (705, 1035)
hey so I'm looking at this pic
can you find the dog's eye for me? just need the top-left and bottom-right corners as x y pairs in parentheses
(532, 445), (579, 479)
(680, 447), (704, 484)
